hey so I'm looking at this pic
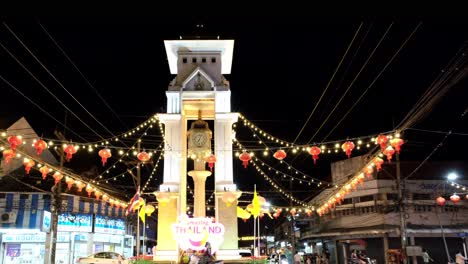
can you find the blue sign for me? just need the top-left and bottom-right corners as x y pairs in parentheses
(94, 215), (125, 235)
(41, 211), (51, 233)
(57, 213), (92, 232)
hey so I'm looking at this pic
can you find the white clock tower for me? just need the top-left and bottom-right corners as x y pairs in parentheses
(155, 39), (239, 261)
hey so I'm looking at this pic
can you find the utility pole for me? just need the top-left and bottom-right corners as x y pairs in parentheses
(48, 130), (66, 264)
(136, 141), (141, 256)
(290, 177), (295, 255)
(396, 153), (408, 264)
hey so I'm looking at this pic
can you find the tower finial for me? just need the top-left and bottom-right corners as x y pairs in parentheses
(198, 110), (202, 120)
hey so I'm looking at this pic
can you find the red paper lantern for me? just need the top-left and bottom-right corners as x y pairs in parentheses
(8, 135), (22, 151)
(64, 144), (77, 162)
(436, 196), (446, 206)
(364, 166), (374, 178)
(273, 149), (287, 161)
(39, 166), (50, 180)
(290, 208), (296, 216)
(383, 146), (395, 162)
(137, 151), (150, 162)
(95, 190), (102, 200)
(75, 181), (85, 192)
(65, 177), (75, 190)
(53, 172), (63, 185)
(23, 158), (35, 174)
(34, 139), (47, 156)
(239, 152), (251, 168)
(86, 184), (94, 197)
(450, 194), (460, 204)
(390, 138), (404, 154)
(98, 148), (112, 166)
(273, 213), (279, 219)
(2, 149), (15, 164)
(309, 146), (321, 164)
(341, 141), (355, 158)
(206, 154), (217, 172)
(373, 157), (384, 172)
(376, 135), (388, 150)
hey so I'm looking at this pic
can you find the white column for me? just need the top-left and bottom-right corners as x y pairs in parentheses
(214, 113), (238, 191)
(158, 114), (183, 193)
(166, 91), (181, 114)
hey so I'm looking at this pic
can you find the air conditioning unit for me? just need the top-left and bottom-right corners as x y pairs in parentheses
(0, 212), (17, 224)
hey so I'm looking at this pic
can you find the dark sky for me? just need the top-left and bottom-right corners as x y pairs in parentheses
(0, 16), (467, 220)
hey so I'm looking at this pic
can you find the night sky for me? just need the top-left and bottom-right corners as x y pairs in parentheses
(0, 16), (467, 234)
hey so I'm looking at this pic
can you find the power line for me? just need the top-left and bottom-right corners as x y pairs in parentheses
(308, 22), (394, 143)
(321, 22), (422, 141)
(37, 21), (128, 129)
(291, 22), (364, 144)
(0, 39), (104, 140)
(3, 22), (116, 138)
(0, 75), (88, 141)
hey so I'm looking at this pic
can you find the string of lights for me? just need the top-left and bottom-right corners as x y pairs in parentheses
(0, 138), (127, 208)
(141, 147), (164, 192)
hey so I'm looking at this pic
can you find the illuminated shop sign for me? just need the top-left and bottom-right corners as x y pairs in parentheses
(41, 211), (51, 233)
(57, 213), (92, 232)
(2, 233), (69, 243)
(94, 215), (125, 235)
(172, 215), (224, 252)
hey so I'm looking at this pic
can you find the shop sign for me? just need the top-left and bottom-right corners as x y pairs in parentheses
(94, 215), (125, 235)
(2, 233), (69, 243)
(41, 211), (51, 233)
(172, 215), (224, 252)
(57, 213), (92, 232)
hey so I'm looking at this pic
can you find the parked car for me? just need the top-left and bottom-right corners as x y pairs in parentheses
(76, 252), (128, 264)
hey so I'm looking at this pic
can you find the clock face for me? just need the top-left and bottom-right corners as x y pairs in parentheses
(193, 133), (207, 147)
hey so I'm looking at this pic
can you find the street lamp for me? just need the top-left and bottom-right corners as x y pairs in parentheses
(447, 172), (458, 181)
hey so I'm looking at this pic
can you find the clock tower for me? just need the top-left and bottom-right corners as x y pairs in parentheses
(155, 39), (239, 261)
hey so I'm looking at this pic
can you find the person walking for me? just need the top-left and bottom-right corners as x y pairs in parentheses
(421, 248), (433, 263)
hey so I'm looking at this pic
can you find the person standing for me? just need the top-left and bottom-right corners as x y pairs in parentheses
(421, 248), (433, 263)
(293, 251), (302, 264)
(455, 251), (467, 264)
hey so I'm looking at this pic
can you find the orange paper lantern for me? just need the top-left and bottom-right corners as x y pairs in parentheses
(373, 157), (384, 172)
(137, 151), (150, 162)
(309, 146), (321, 164)
(390, 138), (404, 154)
(273, 150), (287, 161)
(8, 136), (22, 151)
(98, 149), (112, 166)
(206, 154), (217, 172)
(341, 141), (355, 158)
(64, 144), (77, 162)
(39, 166), (50, 180)
(436, 196), (446, 206)
(23, 158), (35, 174)
(2, 149), (15, 164)
(34, 139), (48, 156)
(239, 152), (251, 168)
(383, 146), (395, 162)
(65, 177), (75, 190)
(53, 172), (63, 185)
(376, 135), (388, 151)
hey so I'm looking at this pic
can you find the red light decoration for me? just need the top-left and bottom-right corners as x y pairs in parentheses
(53, 172), (63, 185)
(34, 139), (47, 156)
(39, 166), (50, 180)
(364, 166), (374, 178)
(95, 190), (102, 200)
(206, 154), (217, 172)
(75, 181), (85, 192)
(102, 194), (109, 202)
(273, 212), (279, 219)
(86, 185), (94, 197)
(290, 208), (296, 216)
(390, 138), (404, 154)
(450, 194), (460, 204)
(341, 141), (355, 158)
(23, 158), (35, 174)
(98, 149), (112, 166)
(109, 199), (115, 207)
(309, 146), (321, 164)
(436, 196), (446, 206)
(273, 150), (287, 161)
(2, 149), (15, 164)
(64, 144), (77, 162)
(8, 136), (22, 151)
(373, 157), (384, 172)
(383, 146), (395, 162)
(65, 177), (74, 190)
(376, 135), (388, 150)
(239, 152), (251, 168)
(137, 151), (150, 162)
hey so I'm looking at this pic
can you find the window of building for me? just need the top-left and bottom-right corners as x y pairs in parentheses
(20, 194), (28, 199)
(192, 58), (197, 63)
(211, 57), (216, 63)
(202, 57), (206, 63)
(359, 195), (374, 203)
(413, 193), (432, 200)
(182, 57), (187, 63)
(342, 198), (352, 205)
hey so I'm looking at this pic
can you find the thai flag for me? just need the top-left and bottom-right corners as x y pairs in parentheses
(126, 191), (140, 216)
